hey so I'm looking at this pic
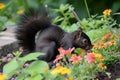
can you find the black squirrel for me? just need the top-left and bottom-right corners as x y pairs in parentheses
(15, 9), (92, 62)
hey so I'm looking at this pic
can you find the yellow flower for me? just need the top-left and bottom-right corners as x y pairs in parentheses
(0, 3), (5, 9)
(0, 73), (7, 80)
(98, 63), (107, 69)
(65, 76), (74, 80)
(17, 9), (24, 14)
(94, 53), (105, 61)
(51, 66), (71, 75)
(60, 67), (71, 75)
(103, 9), (112, 16)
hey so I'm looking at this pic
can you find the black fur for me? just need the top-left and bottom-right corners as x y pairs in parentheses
(15, 9), (92, 62)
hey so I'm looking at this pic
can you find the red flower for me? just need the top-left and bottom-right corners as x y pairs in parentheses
(70, 54), (82, 63)
(85, 53), (96, 64)
(103, 33), (111, 39)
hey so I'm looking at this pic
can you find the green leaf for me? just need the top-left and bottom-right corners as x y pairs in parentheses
(4, 21), (15, 27)
(15, 73), (26, 80)
(116, 78), (120, 80)
(53, 16), (64, 23)
(0, 16), (8, 22)
(25, 74), (43, 80)
(3, 58), (21, 78)
(13, 51), (22, 57)
(67, 23), (79, 32)
(20, 52), (44, 62)
(24, 61), (49, 75)
(74, 48), (82, 54)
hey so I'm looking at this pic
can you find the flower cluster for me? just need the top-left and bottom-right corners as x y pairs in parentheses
(51, 66), (71, 75)
(85, 52), (106, 69)
(93, 33), (117, 49)
(51, 46), (107, 79)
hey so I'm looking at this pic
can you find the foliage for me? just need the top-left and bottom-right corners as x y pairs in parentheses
(1, 0), (120, 31)
(53, 4), (80, 32)
(0, 0), (120, 80)
(3, 52), (54, 80)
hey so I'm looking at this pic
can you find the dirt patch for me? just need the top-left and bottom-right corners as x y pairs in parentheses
(96, 61), (120, 80)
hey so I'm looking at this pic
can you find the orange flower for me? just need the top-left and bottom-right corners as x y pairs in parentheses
(98, 63), (107, 69)
(92, 43), (99, 49)
(70, 54), (82, 63)
(85, 53), (96, 64)
(103, 9), (112, 16)
(0, 3), (5, 9)
(99, 43), (105, 48)
(80, 49), (85, 53)
(108, 40), (116, 45)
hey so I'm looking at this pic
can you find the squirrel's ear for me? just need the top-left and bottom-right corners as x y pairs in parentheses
(74, 27), (82, 40)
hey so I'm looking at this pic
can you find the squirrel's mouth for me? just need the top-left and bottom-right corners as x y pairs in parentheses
(84, 45), (92, 52)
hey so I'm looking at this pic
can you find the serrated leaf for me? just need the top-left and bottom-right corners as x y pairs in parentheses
(20, 52), (44, 62)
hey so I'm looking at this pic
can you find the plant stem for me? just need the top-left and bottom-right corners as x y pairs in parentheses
(84, 0), (91, 18)
(22, 0), (29, 12)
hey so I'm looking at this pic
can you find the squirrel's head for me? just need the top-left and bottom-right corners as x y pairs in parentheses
(73, 28), (92, 51)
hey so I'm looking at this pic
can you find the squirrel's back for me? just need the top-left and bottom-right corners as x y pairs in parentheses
(15, 9), (51, 52)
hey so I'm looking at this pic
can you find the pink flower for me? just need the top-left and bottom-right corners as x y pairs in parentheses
(58, 47), (75, 55)
(53, 54), (63, 63)
(53, 47), (75, 63)
(70, 54), (82, 63)
(85, 53), (96, 64)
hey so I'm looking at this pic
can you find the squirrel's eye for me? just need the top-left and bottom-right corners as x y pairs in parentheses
(82, 39), (88, 44)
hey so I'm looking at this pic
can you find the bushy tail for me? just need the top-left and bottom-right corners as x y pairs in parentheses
(15, 9), (51, 52)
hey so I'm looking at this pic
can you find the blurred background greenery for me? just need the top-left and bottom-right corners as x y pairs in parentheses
(0, 0), (120, 31)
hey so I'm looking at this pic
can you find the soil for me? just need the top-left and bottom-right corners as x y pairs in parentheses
(96, 61), (120, 80)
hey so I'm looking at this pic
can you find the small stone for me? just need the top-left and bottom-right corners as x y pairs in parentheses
(19, 47), (23, 52)
(2, 57), (7, 62)
(7, 57), (12, 62)
(7, 53), (13, 58)
(23, 63), (29, 68)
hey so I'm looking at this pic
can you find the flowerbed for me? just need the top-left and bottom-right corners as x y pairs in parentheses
(0, 31), (120, 80)
(0, 1), (120, 80)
